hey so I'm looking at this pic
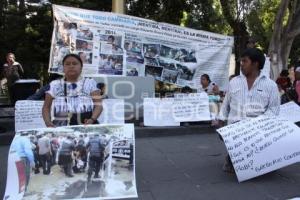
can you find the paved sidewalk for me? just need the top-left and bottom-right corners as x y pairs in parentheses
(1, 132), (300, 200)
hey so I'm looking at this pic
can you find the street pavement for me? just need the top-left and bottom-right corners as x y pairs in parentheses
(1, 120), (300, 199)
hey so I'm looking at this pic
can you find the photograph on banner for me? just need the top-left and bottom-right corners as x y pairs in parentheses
(145, 65), (163, 80)
(172, 93), (211, 122)
(99, 34), (124, 55)
(124, 33), (144, 63)
(50, 5), (234, 88)
(49, 21), (78, 73)
(143, 43), (160, 58)
(126, 62), (144, 76)
(279, 101), (300, 123)
(143, 97), (180, 127)
(75, 51), (92, 64)
(98, 54), (123, 75)
(77, 25), (94, 41)
(217, 117), (300, 182)
(4, 124), (137, 200)
(161, 69), (179, 84)
(124, 40), (143, 54)
(15, 100), (46, 131)
(76, 39), (93, 51)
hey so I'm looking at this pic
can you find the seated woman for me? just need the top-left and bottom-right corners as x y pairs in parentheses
(276, 69), (291, 92)
(42, 54), (103, 127)
(199, 74), (221, 120)
(198, 74), (220, 95)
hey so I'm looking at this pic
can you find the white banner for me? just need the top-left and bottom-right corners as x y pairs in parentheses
(217, 117), (300, 182)
(143, 97), (180, 127)
(98, 99), (125, 124)
(15, 100), (46, 131)
(4, 124), (137, 200)
(173, 93), (211, 122)
(279, 101), (300, 123)
(50, 5), (234, 90)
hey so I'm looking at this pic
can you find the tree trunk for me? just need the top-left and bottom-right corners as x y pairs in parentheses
(268, 0), (290, 79)
(233, 22), (249, 75)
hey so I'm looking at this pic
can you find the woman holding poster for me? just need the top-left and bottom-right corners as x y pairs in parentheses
(42, 54), (103, 127)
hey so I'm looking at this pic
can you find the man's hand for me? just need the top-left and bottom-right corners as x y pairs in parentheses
(45, 121), (55, 128)
(211, 120), (225, 128)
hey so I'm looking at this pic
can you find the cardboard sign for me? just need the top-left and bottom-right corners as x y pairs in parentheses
(217, 117), (300, 182)
(143, 98), (180, 127)
(173, 93), (211, 122)
(15, 100), (46, 131)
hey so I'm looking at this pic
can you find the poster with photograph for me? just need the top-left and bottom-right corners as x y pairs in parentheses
(4, 124), (137, 200)
(50, 5), (234, 89)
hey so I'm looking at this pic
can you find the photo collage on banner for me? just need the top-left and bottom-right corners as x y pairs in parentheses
(50, 20), (125, 76)
(4, 124), (137, 200)
(50, 5), (234, 90)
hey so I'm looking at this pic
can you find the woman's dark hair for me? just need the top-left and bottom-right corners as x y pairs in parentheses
(108, 35), (115, 41)
(181, 86), (193, 93)
(280, 69), (289, 77)
(241, 48), (265, 70)
(201, 74), (211, 83)
(62, 54), (83, 68)
(97, 82), (106, 90)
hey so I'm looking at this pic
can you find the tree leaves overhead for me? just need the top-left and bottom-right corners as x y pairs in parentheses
(1, 0), (300, 81)
(0, 0), (111, 82)
(127, 0), (188, 25)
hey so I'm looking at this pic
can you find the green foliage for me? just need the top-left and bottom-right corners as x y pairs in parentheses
(0, 0), (111, 83)
(247, 0), (281, 52)
(126, 0), (188, 25)
(184, 0), (232, 34)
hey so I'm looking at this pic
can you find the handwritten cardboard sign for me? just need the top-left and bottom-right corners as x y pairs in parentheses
(279, 101), (300, 123)
(15, 100), (46, 131)
(217, 117), (300, 182)
(173, 93), (211, 122)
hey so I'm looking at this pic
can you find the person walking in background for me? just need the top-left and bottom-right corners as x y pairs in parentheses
(11, 132), (35, 192)
(2, 52), (24, 104)
(217, 48), (280, 173)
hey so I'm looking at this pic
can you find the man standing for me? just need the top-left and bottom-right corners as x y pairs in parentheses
(59, 135), (75, 177)
(2, 53), (24, 104)
(37, 134), (52, 175)
(218, 48), (280, 172)
(11, 132), (35, 192)
(86, 133), (104, 182)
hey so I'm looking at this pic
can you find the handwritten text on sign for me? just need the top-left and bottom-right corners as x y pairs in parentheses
(217, 117), (300, 182)
(15, 100), (46, 131)
(279, 101), (300, 123)
(173, 93), (211, 122)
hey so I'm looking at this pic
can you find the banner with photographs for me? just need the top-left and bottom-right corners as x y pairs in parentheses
(4, 124), (137, 200)
(50, 5), (234, 90)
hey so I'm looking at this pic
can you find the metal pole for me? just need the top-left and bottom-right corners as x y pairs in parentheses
(112, 0), (125, 14)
